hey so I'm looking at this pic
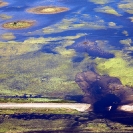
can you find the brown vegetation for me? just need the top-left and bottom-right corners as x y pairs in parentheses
(75, 70), (133, 112)
(69, 40), (114, 58)
(0, 1), (8, 7)
(27, 6), (69, 14)
(2, 20), (35, 29)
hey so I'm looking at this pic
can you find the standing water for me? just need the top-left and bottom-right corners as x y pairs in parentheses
(1, 0), (133, 132)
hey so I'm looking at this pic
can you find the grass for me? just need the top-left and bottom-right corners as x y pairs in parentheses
(0, 107), (79, 115)
(0, 118), (72, 132)
(0, 51), (84, 97)
(0, 97), (76, 103)
(0, 110), (130, 132)
(96, 56), (133, 87)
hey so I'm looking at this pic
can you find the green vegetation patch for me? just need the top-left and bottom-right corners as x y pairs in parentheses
(43, 18), (106, 34)
(0, 34), (95, 97)
(0, 118), (71, 132)
(0, 112), (129, 132)
(118, 2), (133, 14)
(0, 108), (79, 115)
(2, 20), (35, 29)
(27, 6), (69, 14)
(0, 97), (75, 103)
(96, 56), (133, 87)
(0, 35), (84, 56)
(0, 51), (84, 97)
(94, 6), (121, 16)
(89, 0), (113, 5)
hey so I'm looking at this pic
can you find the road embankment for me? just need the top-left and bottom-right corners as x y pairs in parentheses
(0, 103), (91, 112)
(0, 103), (133, 113)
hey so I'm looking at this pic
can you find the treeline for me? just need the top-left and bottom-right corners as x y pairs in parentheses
(0, 94), (44, 99)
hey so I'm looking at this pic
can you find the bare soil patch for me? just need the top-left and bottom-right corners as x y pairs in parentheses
(27, 6), (69, 14)
(0, 1), (8, 7)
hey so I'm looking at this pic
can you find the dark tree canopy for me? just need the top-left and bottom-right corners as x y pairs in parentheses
(75, 71), (133, 113)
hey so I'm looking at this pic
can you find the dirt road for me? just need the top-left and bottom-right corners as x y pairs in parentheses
(0, 103), (133, 112)
(0, 103), (91, 112)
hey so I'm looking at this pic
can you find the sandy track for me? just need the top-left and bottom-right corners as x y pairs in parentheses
(0, 103), (91, 112)
(118, 104), (133, 112)
(0, 103), (133, 112)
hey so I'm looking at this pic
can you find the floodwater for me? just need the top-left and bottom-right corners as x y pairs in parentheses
(1, 0), (133, 96)
(1, 0), (133, 132)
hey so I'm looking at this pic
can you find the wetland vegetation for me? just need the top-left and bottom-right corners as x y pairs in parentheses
(1, 109), (133, 132)
(1, 0), (133, 132)
(27, 6), (69, 14)
(2, 20), (35, 29)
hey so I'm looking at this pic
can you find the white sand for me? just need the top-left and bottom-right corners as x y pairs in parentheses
(118, 104), (133, 112)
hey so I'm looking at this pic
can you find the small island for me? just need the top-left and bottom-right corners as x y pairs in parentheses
(27, 6), (69, 14)
(0, 1), (8, 7)
(2, 20), (35, 29)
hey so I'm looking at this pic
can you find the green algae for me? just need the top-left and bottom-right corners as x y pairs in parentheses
(96, 55), (133, 87)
